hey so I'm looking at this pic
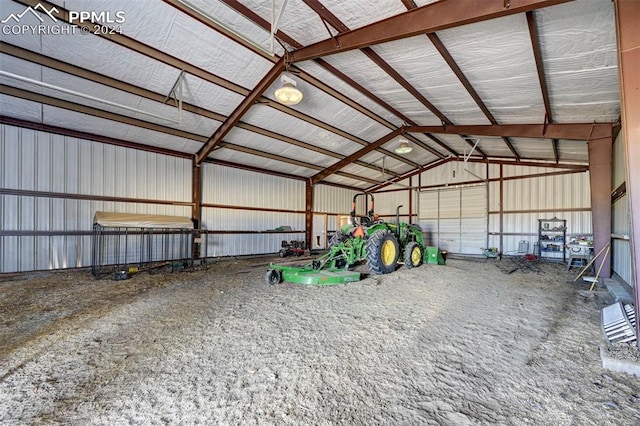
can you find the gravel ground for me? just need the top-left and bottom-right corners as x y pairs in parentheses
(1, 257), (639, 425)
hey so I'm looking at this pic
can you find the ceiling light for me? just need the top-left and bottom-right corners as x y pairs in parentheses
(274, 75), (303, 105)
(395, 137), (413, 154)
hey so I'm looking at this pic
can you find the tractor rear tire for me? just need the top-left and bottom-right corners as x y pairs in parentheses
(329, 230), (346, 248)
(366, 230), (399, 275)
(404, 242), (423, 269)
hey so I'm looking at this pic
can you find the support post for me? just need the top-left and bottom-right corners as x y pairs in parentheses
(191, 156), (202, 258)
(587, 135), (612, 279)
(499, 164), (504, 255)
(305, 180), (313, 253)
(408, 176), (413, 224)
(614, 0), (640, 347)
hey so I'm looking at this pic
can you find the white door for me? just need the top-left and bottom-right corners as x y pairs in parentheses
(312, 214), (327, 250)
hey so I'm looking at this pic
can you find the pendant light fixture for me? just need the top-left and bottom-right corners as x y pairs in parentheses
(274, 74), (303, 105)
(394, 137), (413, 154)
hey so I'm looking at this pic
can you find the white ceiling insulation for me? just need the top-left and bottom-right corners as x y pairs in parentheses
(240, 104), (364, 155)
(212, 147), (316, 178)
(535, 0), (619, 123)
(223, 126), (338, 168)
(510, 137), (556, 160)
(323, 49), (443, 126)
(371, 36), (489, 126)
(437, 13), (546, 124)
(295, 60), (403, 127)
(0, 0), (621, 191)
(558, 139), (590, 162)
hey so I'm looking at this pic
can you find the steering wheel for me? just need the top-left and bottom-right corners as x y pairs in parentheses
(360, 216), (371, 227)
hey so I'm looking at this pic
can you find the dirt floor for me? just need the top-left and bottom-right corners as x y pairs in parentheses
(1, 257), (639, 425)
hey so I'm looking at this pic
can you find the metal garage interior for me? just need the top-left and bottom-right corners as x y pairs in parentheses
(1, 0), (639, 424)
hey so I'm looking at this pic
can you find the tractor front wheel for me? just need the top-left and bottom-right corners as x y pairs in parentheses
(366, 230), (399, 275)
(404, 242), (423, 269)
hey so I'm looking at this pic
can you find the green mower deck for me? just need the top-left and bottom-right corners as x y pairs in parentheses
(266, 263), (360, 286)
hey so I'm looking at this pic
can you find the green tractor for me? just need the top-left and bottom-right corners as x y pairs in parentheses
(265, 193), (430, 285)
(329, 192), (426, 274)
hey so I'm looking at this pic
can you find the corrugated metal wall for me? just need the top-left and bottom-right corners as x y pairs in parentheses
(1, 124), (191, 273)
(488, 164), (592, 254)
(611, 132), (632, 285)
(410, 160), (592, 256)
(314, 184), (357, 236)
(371, 189), (412, 218)
(201, 164), (305, 257)
(313, 184), (356, 214)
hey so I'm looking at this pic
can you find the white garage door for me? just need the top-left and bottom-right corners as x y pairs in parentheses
(418, 185), (487, 255)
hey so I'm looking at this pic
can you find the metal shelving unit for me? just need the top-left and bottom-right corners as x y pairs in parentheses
(538, 217), (566, 263)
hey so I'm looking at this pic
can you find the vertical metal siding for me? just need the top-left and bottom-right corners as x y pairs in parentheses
(202, 163), (305, 210)
(372, 190), (410, 217)
(612, 195), (632, 285)
(1, 124), (192, 273)
(201, 207), (304, 257)
(418, 185), (487, 255)
(423, 162), (592, 256)
(610, 132), (632, 284)
(612, 132), (627, 188)
(314, 184), (357, 214)
(199, 163), (307, 257)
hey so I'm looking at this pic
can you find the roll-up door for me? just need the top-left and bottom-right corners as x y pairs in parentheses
(418, 185), (487, 255)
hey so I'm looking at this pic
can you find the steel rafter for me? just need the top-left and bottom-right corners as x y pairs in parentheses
(218, 0), (445, 164)
(290, 0), (573, 63)
(408, 124), (612, 140)
(311, 129), (405, 184)
(215, 0), (424, 168)
(195, 57), (286, 163)
(527, 10), (559, 163)
(302, 0), (450, 168)
(12, 0), (401, 184)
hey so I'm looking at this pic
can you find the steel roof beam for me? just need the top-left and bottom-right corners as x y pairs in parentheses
(291, 0), (573, 63)
(311, 129), (405, 184)
(426, 32), (520, 159)
(218, 0), (433, 166)
(12, 0), (405, 177)
(302, 0), (450, 163)
(408, 124), (612, 140)
(215, 0), (424, 168)
(1, 43), (399, 178)
(526, 10), (559, 163)
(195, 58), (285, 163)
(217, 142), (385, 185)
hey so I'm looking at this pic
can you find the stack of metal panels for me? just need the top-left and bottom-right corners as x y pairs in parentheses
(601, 302), (637, 344)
